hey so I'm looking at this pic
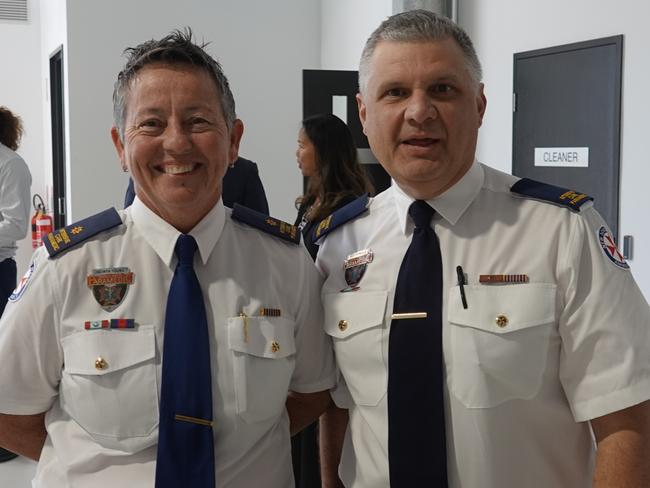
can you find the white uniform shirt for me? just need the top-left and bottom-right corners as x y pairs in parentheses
(0, 142), (32, 260)
(0, 198), (336, 487)
(316, 162), (650, 488)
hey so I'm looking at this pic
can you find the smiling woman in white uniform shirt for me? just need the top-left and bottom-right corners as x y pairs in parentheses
(0, 30), (335, 487)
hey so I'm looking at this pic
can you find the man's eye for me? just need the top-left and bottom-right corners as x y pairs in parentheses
(386, 88), (407, 97)
(433, 84), (453, 94)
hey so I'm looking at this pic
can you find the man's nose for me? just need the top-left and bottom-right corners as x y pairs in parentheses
(405, 92), (437, 125)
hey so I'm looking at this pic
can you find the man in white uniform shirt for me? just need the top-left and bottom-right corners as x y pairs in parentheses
(316, 10), (650, 488)
(0, 30), (335, 487)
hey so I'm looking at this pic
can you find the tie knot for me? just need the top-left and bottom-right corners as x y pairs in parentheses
(409, 200), (434, 229)
(175, 234), (198, 267)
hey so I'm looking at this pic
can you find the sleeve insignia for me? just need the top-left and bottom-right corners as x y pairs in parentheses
(231, 204), (299, 244)
(510, 178), (593, 212)
(312, 194), (370, 242)
(44, 208), (123, 258)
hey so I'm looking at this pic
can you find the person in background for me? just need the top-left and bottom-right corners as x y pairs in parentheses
(294, 113), (373, 260)
(124, 155), (269, 213)
(292, 113), (373, 488)
(0, 29), (335, 487)
(316, 9), (650, 488)
(0, 106), (32, 463)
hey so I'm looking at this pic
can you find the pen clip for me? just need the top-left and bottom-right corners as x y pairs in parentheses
(456, 265), (468, 309)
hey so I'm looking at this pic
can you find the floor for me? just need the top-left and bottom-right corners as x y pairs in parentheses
(0, 456), (36, 487)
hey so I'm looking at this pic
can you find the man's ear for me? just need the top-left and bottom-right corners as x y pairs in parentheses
(356, 93), (368, 136)
(229, 119), (244, 163)
(111, 127), (128, 172)
(477, 83), (487, 127)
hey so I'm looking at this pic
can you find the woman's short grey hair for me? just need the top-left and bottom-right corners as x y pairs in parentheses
(112, 28), (236, 139)
(358, 9), (482, 93)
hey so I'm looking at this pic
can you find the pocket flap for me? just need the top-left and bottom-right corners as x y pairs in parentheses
(324, 290), (388, 339)
(228, 316), (296, 359)
(448, 284), (556, 334)
(62, 325), (155, 376)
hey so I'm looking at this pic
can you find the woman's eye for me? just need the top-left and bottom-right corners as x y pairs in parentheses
(138, 119), (162, 130)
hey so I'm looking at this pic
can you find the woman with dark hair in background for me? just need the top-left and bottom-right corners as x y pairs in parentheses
(294, 113), (373, 260)
(292, 113), (373, 487)
(0, 106), (32, 463)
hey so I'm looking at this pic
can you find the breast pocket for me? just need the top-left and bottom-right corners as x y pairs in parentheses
(60, 325), (158, 452)
(228, 316), (296, 423)
(447, 284), (557, 408)
(324, 291), (388, 407)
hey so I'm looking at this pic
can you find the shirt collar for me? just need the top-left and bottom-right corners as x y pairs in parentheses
(130, 196), (225, 266)
(393, 161), (484, 235)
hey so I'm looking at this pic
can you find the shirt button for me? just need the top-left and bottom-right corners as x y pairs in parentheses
(271, 341), (280, 353)
(95, 356), (107, 370)
(495, 314), (509, 328)
(338, 320), (348, 331)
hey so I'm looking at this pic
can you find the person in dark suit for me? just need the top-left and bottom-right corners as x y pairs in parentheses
(124, 156), (269, 213)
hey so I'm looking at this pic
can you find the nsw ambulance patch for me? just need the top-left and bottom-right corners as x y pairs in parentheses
(9, 261), (36, 302)
(598, 226), (629, 270)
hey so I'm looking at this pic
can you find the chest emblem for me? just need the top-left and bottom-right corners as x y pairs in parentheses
(87, 267), (135, 311)
(597, 226), (629, 270)
(342, 248), (374, 292)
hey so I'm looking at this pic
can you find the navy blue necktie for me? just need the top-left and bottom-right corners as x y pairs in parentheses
(388, 200), (447, 486)
(155, 234), (215, 487)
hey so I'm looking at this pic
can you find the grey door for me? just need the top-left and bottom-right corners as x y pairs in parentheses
(512, 36), (622, 236)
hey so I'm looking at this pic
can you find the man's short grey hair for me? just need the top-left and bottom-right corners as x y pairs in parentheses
(358, 9), (482, 93)
(112, 28), (236, 139)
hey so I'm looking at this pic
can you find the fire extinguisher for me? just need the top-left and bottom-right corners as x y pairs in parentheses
(31, 194), (54, 249)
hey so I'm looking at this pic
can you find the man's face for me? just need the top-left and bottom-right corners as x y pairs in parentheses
(112, 63), (243, 231)
(357, 38), (486, 200)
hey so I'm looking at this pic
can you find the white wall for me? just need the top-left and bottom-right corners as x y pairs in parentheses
(321, 0), (392, 70)
(61, 0), (320, 223)
(0, 0), (46, 275)
(459, 0), (650, 298)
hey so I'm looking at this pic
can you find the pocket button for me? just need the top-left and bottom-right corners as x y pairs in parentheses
(338, 320), (348, 332)
(94, 356), (108, 370)
(495, 314), (509, 328)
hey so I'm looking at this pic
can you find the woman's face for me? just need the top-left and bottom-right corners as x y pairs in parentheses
(296, 128), (318, 177)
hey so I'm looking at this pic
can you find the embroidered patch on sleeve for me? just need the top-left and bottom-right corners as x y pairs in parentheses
(9, 261), (36, 302)
(597, 226), (629, 270)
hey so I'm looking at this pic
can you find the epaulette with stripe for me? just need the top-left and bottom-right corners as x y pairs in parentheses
(231, 204), (299, 244)
(510, 178), (593, 212)
(44, 208), (123, 258)
(312, 194), (370, 242)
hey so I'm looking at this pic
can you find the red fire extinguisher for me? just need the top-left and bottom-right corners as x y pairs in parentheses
(31, 194), (54, 249)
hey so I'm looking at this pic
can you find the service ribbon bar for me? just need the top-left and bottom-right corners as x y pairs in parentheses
(479, 274), (529, 284)
(110, 318), (135, 329)
(85, 320), (110, 330)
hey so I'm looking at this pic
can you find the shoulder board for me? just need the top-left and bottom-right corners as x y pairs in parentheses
(231, 204), (299, 244)
(312, 194), (370, 242)
(44, 208), (123, 258)
(510, 178), (593, 212)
